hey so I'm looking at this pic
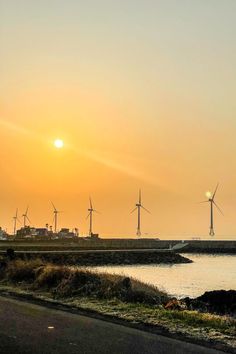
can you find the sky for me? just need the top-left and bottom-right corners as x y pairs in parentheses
(1, 0), (236, 238)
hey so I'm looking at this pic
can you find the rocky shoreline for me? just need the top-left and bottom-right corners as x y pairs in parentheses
(185, 290), (236, 316)
(0, 257), (234, 352)
(164, 290), (236, 318)
(12, 250), (192, 266)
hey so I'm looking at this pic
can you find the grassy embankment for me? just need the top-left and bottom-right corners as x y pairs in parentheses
(0, 259), (235, 352)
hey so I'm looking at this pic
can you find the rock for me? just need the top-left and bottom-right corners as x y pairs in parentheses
(184, 290), (236, 315)
(165, 298), (187, 311)
(6, 248), (15, 260)
(197, 290), (236, 315)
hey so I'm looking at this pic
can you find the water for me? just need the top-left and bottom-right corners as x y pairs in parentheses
(95, 254), (236, 298)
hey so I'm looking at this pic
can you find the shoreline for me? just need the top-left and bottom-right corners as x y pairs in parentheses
(12, 250), (192, 266)
(0, 287), (234, 354)
(0, 259), (234, 353)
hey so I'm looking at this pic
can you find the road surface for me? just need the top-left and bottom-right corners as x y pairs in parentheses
(0, 296), (225, 354)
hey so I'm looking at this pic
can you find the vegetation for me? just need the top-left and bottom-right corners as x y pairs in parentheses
(0, 259), (235, 352)
(1, 259), (169, 305)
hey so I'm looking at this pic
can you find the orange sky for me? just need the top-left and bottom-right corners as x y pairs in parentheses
(1, 1), (236, 238)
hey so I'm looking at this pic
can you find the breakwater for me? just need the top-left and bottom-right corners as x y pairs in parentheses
(13, 250), (191, 266)
(91, 239), (236, 253)
(0, 239), (235, 253)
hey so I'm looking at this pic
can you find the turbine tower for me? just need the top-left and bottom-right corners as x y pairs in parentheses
(51, 202), (62, 233)
(201, 184), (223, 236)
(87, 197), (99, 236)
(13, 208), (21, 235)
(131, 190), (150, 237)
(22, 206), (31, 227)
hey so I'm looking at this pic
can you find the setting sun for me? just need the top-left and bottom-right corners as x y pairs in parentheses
(54, 139), (64, 149)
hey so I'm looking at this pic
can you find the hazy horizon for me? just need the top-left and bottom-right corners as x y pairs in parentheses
(1, 1), (236, 237)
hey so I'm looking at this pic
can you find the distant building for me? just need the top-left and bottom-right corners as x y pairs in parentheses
(14, 226), (78, 241)
(0, 227), (8, 240)
(34, 228), (49, 237)
(16, 227), (52, 239)
(58, 228), (77, 239)
(16, 226), (33, 238)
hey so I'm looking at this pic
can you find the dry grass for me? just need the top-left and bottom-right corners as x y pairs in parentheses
(0, 259), (235, 351)
(5, 259), (43, 282)
(1, 259), (169, 305)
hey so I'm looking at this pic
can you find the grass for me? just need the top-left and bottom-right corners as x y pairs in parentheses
(0, 259), (169, 305)
(0, 259), (235, 351)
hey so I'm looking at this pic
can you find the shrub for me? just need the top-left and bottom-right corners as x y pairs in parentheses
(6, 259), (43, 283)
(55, 269), (101, 297)
(1, 259), (170, 306)
(35, 265), (70, 289)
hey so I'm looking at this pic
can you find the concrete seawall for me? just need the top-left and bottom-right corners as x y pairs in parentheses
(0, 239), (235, 253)
(93, 239), (236, 253)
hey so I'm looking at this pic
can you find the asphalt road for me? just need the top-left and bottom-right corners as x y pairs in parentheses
(0, 296), (225, 354)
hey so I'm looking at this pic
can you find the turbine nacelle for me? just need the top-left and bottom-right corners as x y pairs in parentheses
(87, 197), (100, 236)
(51, 202), (63, 233)
(200, 183), (223, 236)
(205, 191), (212, 199)
(131, 190), (150, 237)
(22, 206), (31, 226)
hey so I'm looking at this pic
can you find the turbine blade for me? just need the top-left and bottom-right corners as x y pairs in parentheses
(51, 201), (56, 211)
(141, 205), (151, 214)
(86, 213), (90, 220)
(213, 201), (224, 215)
(199, 200), (209, 203)
(131, 207), (137, 214)
(25, 206), (29, 215)
(139, 189), (141, 204)
(212, 183), (219, 200)
(94, 210), (100, 214)
(26, 216), (31, 224)
(89, 197), (93, 209)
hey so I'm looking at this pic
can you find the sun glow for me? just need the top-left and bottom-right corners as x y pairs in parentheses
(54, 139), (64, 149)
(206, 191), (212, 199)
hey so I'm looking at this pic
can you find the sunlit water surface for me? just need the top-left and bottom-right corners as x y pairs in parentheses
(95, 254), (236, 298)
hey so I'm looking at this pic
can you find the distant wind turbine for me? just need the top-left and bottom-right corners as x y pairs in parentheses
(51, 202), (62, 233)
(13, 208), (21, 235)
(87, 197), (99, 236)
(131, 190), (150, 237)
(22, 206), (31, 227)
(200, 183), (223, 236)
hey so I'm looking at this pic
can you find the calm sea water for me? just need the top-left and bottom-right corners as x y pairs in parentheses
(95, 254), (236, 298)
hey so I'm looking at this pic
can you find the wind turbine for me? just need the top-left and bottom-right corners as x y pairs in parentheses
(51, 202), (62, 233)
(200, 183), (223, 236)
(131, 190), (150, 237)
(22, 206), (31, 227)
(87, 197), (99, 236)
(13, 208), (21, 235)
